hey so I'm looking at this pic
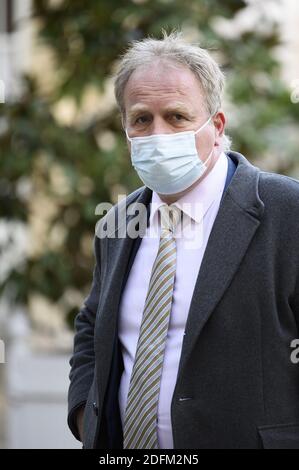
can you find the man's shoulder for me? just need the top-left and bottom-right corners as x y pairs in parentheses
(258, 169), (299, 207)
(109, 185), (147, 215)
(124, 185), (147, 205)
(95, 185), (147, 240)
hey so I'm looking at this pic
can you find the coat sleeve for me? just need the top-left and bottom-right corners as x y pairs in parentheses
(293, 277), (299, 331)
(67, 235), (101, 441)
(289, 252), (299, 332)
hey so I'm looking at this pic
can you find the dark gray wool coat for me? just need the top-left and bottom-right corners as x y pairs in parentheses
(68, 151), (299, 449)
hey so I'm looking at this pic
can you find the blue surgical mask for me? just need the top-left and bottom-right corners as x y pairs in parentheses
(126, 116), (213, 194)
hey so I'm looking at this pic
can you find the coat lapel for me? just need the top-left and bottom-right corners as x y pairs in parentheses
(176, 151), (265, 380)
(94, 186), (152, 396)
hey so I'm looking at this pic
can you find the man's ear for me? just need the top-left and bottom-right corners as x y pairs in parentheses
(121, 113), (126, 131)
(213, 111), (226, 147)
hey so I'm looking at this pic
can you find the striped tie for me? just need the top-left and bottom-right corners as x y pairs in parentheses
(123, 203), (181, 449)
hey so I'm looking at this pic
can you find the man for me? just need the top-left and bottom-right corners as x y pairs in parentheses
(68, 32), (299, 449)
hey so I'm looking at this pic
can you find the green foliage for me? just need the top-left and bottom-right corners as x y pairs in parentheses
(0, 0), (298, 327)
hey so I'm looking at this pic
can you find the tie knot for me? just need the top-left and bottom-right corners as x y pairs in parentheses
(159, 204), (181, 236)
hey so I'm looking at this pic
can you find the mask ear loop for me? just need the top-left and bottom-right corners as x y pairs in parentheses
(202, 146), (214, 166)
(194, 116), (212, 135)
(194, 115), (215, 167)
(125, 129), (132, 142)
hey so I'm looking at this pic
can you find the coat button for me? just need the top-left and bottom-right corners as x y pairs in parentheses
(93, 402), (99, 416)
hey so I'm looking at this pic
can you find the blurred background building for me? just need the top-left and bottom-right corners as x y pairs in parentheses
(0, 0), (299, 449)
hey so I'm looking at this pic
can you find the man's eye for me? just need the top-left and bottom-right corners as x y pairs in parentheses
(135, 116), (149, 124)
(172, 114), (185, 121)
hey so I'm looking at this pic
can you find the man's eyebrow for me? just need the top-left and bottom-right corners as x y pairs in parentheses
(163, 103), (194, 115)
(127, 105), (150, 119)
(127, 103), (195, 119)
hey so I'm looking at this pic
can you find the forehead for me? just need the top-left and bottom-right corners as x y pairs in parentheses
(123, 60), (205, 112)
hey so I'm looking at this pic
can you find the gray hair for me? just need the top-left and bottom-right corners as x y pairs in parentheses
(114, 31), (232, 152)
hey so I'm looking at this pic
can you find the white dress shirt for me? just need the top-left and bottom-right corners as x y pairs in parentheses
(118, 152), (228, 448)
